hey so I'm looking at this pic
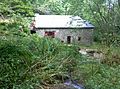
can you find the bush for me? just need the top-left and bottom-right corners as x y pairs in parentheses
(0, 30), (120, 89)
(0, 34), (81, 88)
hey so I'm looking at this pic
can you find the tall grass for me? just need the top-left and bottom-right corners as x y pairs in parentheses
(0, 31), (120, 89)
(0, 33), (81, 88)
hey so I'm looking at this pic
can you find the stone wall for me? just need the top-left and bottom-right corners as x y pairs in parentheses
(36, 29), (93, 45)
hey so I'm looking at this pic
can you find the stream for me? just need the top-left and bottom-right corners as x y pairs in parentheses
(64, 79), (84, 89)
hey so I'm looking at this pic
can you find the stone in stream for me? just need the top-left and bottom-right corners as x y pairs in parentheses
(49, 84), (77, 89)
(64, 79), (84, 89)
(48, 83), (84, 89)
(42, 79), (84, 89)
(79, 48), (104, 60)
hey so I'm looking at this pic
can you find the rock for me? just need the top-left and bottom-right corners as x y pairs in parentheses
(48, 84), (76, 89)
(64, 80), (84, 89)
(79, 49), (87, 55)
(45, 80), (84, 89)
(93, 52), (104, 59)
(79, 48), (104, 61)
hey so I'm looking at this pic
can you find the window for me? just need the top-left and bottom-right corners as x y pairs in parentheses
(78, 37), (81, 41)
(45, 31), (55, 38)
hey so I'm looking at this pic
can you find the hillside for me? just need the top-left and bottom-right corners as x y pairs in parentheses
(0, 0), (120, 89)
(0, 23), (120, 89)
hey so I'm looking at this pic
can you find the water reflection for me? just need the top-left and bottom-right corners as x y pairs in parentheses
(64, 79), (84, 89)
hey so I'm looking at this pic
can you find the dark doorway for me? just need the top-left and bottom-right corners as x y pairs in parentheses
(30, 30), (36, 34)
(67, 36), (71, 44)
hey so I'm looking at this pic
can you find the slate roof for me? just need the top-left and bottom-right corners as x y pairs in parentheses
(35, 13), (94, 29)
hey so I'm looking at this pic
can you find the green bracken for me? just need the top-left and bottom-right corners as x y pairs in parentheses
(0, 28), (120, 89)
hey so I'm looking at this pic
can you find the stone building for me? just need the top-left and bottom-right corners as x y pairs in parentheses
(34, 14), (94, 45)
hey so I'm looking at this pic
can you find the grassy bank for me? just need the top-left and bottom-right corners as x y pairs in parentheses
(0, 29), (120, 89)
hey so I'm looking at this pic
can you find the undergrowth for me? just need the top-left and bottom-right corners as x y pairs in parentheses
(0, 29), (120, 89)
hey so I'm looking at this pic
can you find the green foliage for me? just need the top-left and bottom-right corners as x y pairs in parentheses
(87, 0), (120, 46)
(0, 0), (34, 16)
(0, 30), (120, 89)
(0, 36), (32, 88)
(0, 0), (120, 88)
(84, 64), (120, 89)
(0, 32), (81, 88)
